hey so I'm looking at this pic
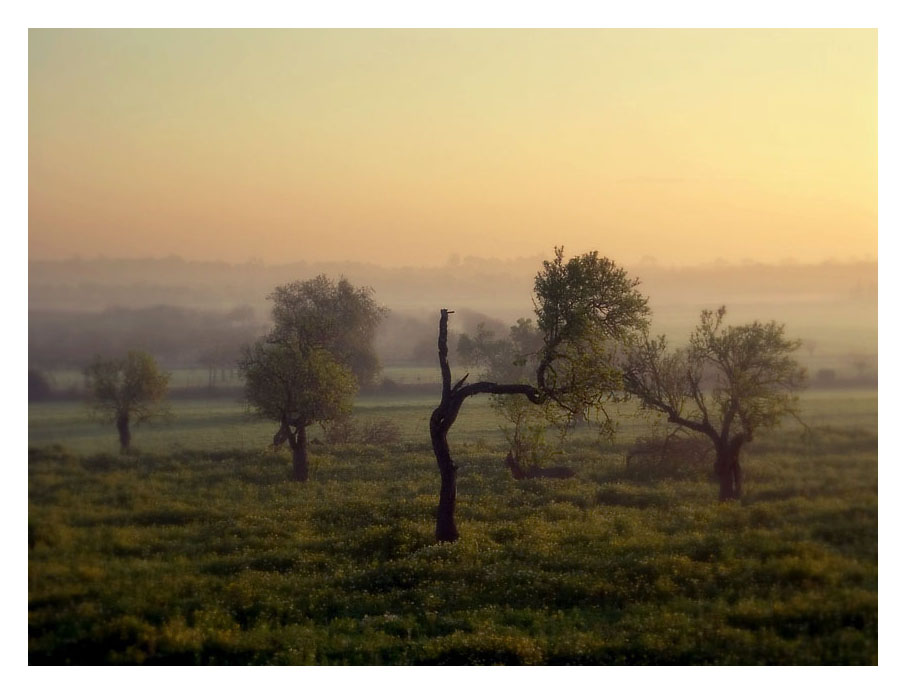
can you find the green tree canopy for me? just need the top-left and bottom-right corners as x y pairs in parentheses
(533, 247), (650, 423)
(240, 341), (356, 432)
(240, 276), (385, 481)
(266, 276), (387, 388)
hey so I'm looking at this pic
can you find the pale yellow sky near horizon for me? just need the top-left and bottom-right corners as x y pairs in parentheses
(28, 29), (877, 267)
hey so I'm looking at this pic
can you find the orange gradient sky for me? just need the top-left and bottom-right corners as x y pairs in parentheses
(28, 29), (877, 266)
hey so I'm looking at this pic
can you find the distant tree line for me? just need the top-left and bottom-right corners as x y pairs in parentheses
(29, 255), (878, 315)
(29, 301), (501, 380)
(29, 304), (262, 370)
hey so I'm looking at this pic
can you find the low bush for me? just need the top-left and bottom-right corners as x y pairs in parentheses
(359, 418), (403, 446)
(322, 416), (402, 447)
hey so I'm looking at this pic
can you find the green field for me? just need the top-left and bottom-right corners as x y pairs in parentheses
(28, 390), (877, 664)
(43, 365), (443, 393)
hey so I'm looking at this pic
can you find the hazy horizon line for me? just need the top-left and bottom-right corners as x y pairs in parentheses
(28, 252), (879, 271)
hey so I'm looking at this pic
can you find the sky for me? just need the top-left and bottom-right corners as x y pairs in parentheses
(28, 29), (877, 267)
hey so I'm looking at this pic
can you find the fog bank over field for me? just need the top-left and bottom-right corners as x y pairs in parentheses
(29, 256), (877, 375)
(29, 255), (877, 314)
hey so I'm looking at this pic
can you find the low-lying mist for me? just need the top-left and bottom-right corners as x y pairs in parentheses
(28, 256), (877, 394)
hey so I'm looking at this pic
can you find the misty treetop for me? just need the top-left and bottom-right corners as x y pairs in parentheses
(266, 276), (387, 388)
(456, 319), (543, 385)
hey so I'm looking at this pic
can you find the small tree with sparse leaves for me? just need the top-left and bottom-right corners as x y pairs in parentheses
(623, 307), (806, 501)
(83, 351), (170, 453)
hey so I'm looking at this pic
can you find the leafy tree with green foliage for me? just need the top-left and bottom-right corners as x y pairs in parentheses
(239, 341), (356, 481)
(623, 306), (807, 500)
(83, 351), (170, 453)
(240, 276), (386, 481)
(266, 276), (387, 388)
(432, 247), (650, 541)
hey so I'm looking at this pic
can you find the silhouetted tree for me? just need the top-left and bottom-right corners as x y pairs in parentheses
(83, 351), (170, 453)
(623, 307), (806, 501)
(431, 248), (650, 541)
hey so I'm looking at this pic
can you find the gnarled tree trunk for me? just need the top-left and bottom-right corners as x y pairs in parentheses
(431, 408), (459, 542)
(430, 309), (543, 542)
(116, 413), (131, 454)
(431, 310), (463, 542)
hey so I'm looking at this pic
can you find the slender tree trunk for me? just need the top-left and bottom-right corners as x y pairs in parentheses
(292, 426), (309, 482)
(117, 414), (131, 454)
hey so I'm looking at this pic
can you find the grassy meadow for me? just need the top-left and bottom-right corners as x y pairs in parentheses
(28, 390), (877, 664)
